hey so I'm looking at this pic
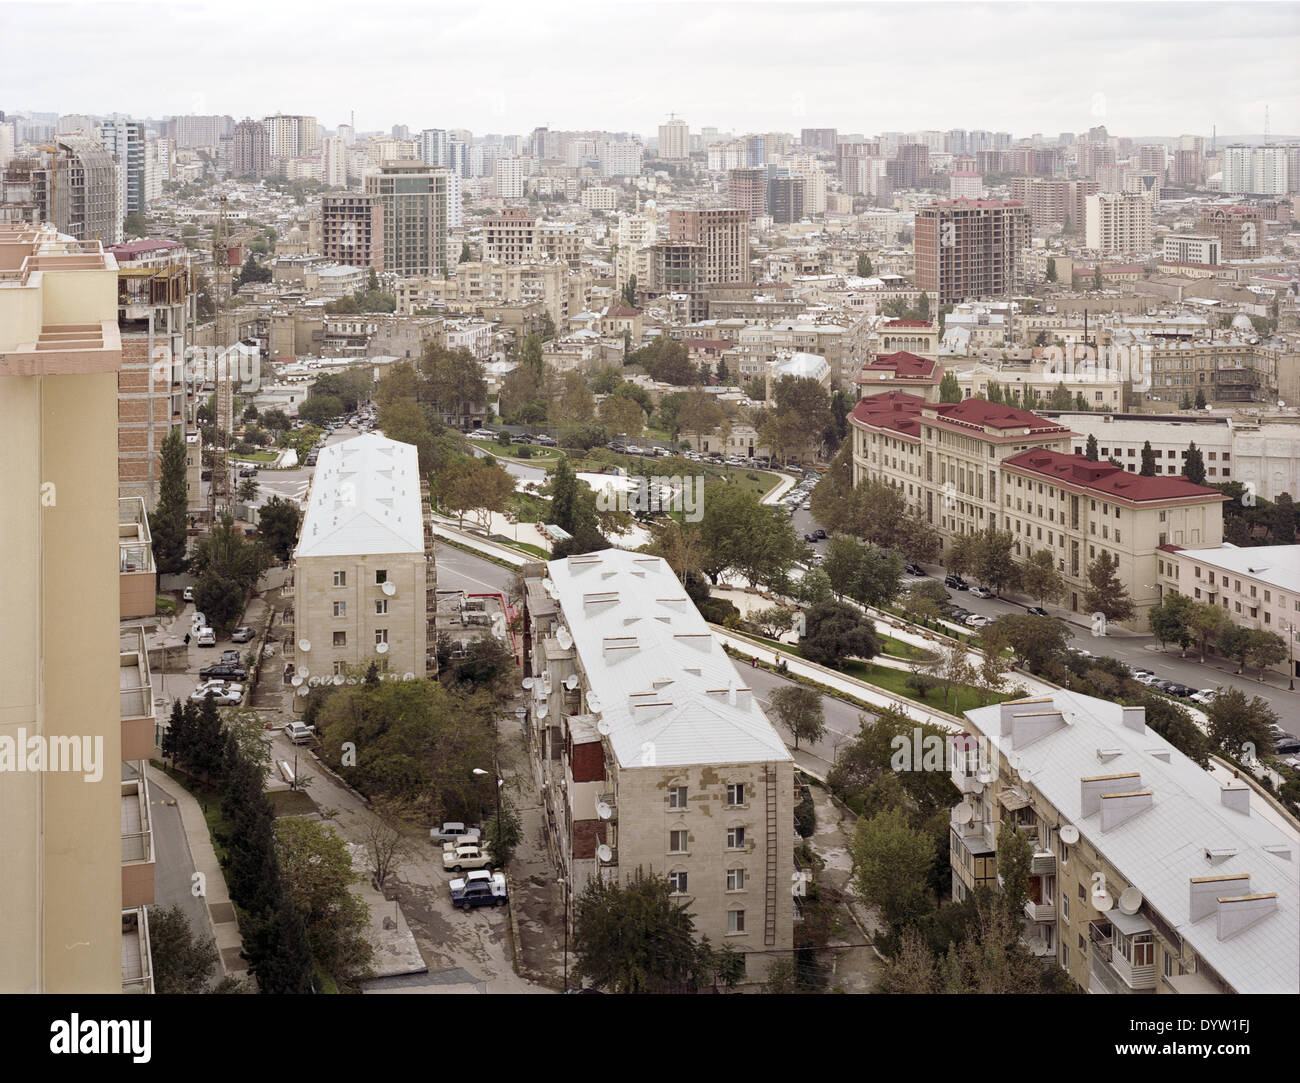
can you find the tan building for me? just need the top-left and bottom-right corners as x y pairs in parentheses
(523, 550), (796, 979)
(484, 207), (539, 264)
(398, 261), (591, 328)
(1, 223), (155, 992)
(953, 691), (1298, 994)
(849, 391), (1224, 623)
(293, 433), (435, 681)
(364, 161), (449, 276)
(1085, 191), (1154, 256)
(321, 193), (384, 269)
(915, 199), (1029, 305)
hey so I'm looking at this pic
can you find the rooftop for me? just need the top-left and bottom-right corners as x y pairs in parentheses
(1162, 543), (1300, 591)
(1003, 449), (1227, 504)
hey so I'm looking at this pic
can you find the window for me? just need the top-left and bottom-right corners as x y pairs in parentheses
(727, 868), (746, 891)
(1062, 946), (1069, 968)
(375, 629), (388, 645)
(726, 783), (745, 806)
(668, 785), (687, 810)
(333, 631), (346, 647)
(668, 871), (688, 895)
(333, 601), (347, 617)
(1132, 936), (1154, 967)
(727, 909), (746, 935)
(333, 570), (347, 587)
(375, 569), (387, 584)
(727, 826), (746, 849)
(1062, 895), (1070, 920)
(1078, 883), (1086, 900)
(375, 599), (388, 615)
(333, 660), (346, 676)
(669, 829), (688, 853)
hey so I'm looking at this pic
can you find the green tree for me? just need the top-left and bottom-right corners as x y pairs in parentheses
(1140, 440), (1156, 476)
(996, 824), (1034, 919)
(571, 873), (709, 994)
(298, 394), (345, 425)
(986, 612), (1071, 672)
(621, 274), (638, 308)
(1093, 266), (1102, 290)
(1084, 433), (1099, 461)
(800, 599), (880, 669)
(1188, 599), (1232, 662)
(938, 371), (961, 403)
(1243, 628), (1287, 679)
(150, 426), (190, 575)
(1272, 493), (1295, 544)
(1195, 387), (1207, 409)
(769, 686), (826, 751)
(1147, 592), (1196, 655)
(1184, 442), (1206, 485)
(851, 807), (934, 930)
(258, 495), (302, 562)
(856, 252), (873, 277)
(1204, 686), (1278, 760)
(1018, 547), (1065, 606)
(970, 527), (1019, 595)
(1082, 550), (1134, 624)
(418, 344), (487, 421)
(148, 904), (220, 993)
(698, 484), (799, 588)
(1045, 257), (1057, 282)
(124, 211), (148, 237)
(460, 242), (471, 263)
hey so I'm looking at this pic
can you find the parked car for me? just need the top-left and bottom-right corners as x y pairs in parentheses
(814, 529), (827, 540)
(1025, 606), (1048, 617)
(904, 563), (927, 577)
(1189, 689), (1218, 705)
(535, 434), (558, 447)
(443, 840), (494, 872)
(969, 586), (993, 599)
(429, 822), (482, 846)
(965, 614), (990, 628)
(950, 608), (971, 622)
(801, 502), (811, 511)
(1168, 684), (1196, 698)
(1134, 673), (1161, 686)
(944, 575), (969, 590)
(221, 649), (242, 664)
(283, 721), (316, 744)
(230, 626), (254, 643)
(196, 628), (217, 647)
(190, 681), (243, 705)
(449, 870), (508, 910)
(238, 466), (258, 478)
(199, 662), (247, 682)
(1273, 738), (1300, 755)
(183, 586), (194, 602)
(607, 442), (627, 453)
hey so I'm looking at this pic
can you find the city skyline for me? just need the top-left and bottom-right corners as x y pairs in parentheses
(3, 1), (1299, 136)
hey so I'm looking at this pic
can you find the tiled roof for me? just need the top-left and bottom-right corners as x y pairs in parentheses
(1004, 449), (1226, 503)
(856, 350), (939, 382)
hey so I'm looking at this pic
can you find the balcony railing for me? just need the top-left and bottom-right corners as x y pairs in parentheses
(121, 906), (154, 995)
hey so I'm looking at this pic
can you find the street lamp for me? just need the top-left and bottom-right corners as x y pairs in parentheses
(1283, 621), (1297, 692)
(472, 765), (504, 847)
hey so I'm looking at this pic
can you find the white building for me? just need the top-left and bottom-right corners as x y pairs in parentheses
(1162, 233), (1221, 266)
(322, 136), (348, 187)
(949, 171), (983, 200)
(580, 186), (618, 212)
(1222, 145), (1289, 196)
(1085, 191), (1153, 255)
(493, 155), (525, 200)
(658, 117), (690, 160)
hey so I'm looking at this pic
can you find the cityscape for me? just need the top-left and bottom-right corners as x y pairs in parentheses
(2, 0), (1298, 1037)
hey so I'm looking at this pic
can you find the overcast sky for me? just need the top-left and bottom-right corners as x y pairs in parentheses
(3, 0), (1298, 138)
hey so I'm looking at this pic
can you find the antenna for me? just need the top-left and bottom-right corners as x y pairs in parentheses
(1264, 105), (1270, 145)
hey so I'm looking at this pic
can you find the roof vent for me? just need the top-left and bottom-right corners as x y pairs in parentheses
(1190, 873), (1250, 921)
(1100, 789), (1153, 831)
(1081, 772), (1142, 817)
(1204, 847), (1239, 865)
(1096, 748), (1124, 763)
(1220, 785), (1251, 815)
(1121, 705), (1146, 734)
(1147, 748), (1171, 762)
(1216, 893), (1277, 941)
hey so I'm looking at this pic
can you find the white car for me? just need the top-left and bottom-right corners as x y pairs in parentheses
(190, 680), (243, 705)
(969, 586), (993, 599)
(1134, 673), (1160, 686)
(1189, 689), (1218, 705)
(183, 586), (194, 602)
(283, 721), (316, 744)
(964, 614), (990, 628)
(196, 627), (217, 647)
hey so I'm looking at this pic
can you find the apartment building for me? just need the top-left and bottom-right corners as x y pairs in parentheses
(731, 316), (869, 389)
(1009, 177), (1099, 232)
(952, 691), (1298, 993)
(914, 199), (1030, 305)
(767, 173), (805, 224)
(111, 238), (196, 512)
(522, 550), (795, 977)
(364, 161), (449, 276)
(321, 192), (384, 269)
(1, 137), (121, 245)
(1138, 338), (1280, 405)
(1222, 145), (1289, 196)
(1085, 191), (1154, 255)
(538, 222), (584, 267)
(99, 119), (145, 217)
(484, 207), (539, 264)
(398, 260), (591, 328)
(646, 208), (750, 321)
(658, 117), (690, 160)
(293, 433), (435, 681)
(263, 113), (319, 159)
(1156, 543), (1300, 679)
(579, 186), (617, 212)
(849, 391), (1224, 622)
(948, 171), (983, 200)
(1161, 233), (1221, 265)
(799, 128), (837, 154)
(1, 223), (156, 992)
(728, 167), (766, 220)
(950, 359), (1125, 412)
(1198, 205), (1263, 260)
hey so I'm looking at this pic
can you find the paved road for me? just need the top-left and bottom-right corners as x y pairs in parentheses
(145, 772), (216, 953)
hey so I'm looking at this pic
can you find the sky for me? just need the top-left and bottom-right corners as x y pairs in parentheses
(3, 0), (1298, 139)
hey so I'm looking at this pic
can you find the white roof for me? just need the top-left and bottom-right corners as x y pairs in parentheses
(296, 433), (425, 559)
(772, 352), (830, 380)
(1167, 544), (1300, 594)
(545, 550), (792, 770)
(964, 690), (1299, 994)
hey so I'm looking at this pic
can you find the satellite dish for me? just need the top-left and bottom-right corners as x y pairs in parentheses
(404, 672), (415, 681)
(538, 701), (549, 719)
(564, 673), (578, 690)
(1093, 889), (1114, 912)
(596, 844), (613, 863)
(596, 801), (612, 820)
(952, 802), (974, 825)
(299, 639), (312, 652)
(291, 675), (304, 687)
(382, 581), (396, 596)
(333, 674), (345, 686)
(1118, 887), (1143, 915)
(596, 718), (612, 736)
(587, 693), (603, 713)
(1060, 825), (1080, 845)
(346, 677), (357, 685)
(522, 677), (535, 690)
(556, 627), (573, 650)
(298, 687), (310, 697)
(297, 665), (310, 679)
(376, 641), (389, 654)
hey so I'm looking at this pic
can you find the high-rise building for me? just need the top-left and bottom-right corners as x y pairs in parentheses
(322, 192), (384, 268)
(1222, 145), (1288, 195)
(169, 114), (233, 149)
(493, 155), (525, 200)
(1, 223), (154, 993)
(1171, 147), (1204, 186)
(948, 171), (983, 200)
(1009, 177), (1099, 232)
(1085, 191), (1154, 255)
(658, 116), (690, 160)
(364, 161), (449, 276)
(419, 128), (449, 167)
(1137, 144), (1166, 174)
(2, 137), (122, 244)
(914, 199), (1030, 304)
(1162, 233), (1221, 265)
(99, 119), (145, 217)
(1198, 205), (1263, 260)
(597, 139), (642, 178)
(650, 208), (750, 320)
(728, 167), (766, 220)
(484, 207), (539, 264)
(233, 118), (269, 178)
(322, 135), (348, 187)
(263, 114), (319, 159)
(766, 172), (805, 224)
(799, 128), (837, 153)
(896, 143), (930, 188)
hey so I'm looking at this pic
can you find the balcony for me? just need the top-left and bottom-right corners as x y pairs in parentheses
(1024, 896), (1057, 924)
(121, 906), (154, 994)
(121, 771), (155, 908)
(1088, 918), (1156, 993)
(119, 629), (156, 761)
(597, 792), (618, 824)
(119, 496), (156, 619)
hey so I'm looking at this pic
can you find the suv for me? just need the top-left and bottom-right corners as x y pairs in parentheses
(944, 574), (969, 591)
(199, 662), (247, 682)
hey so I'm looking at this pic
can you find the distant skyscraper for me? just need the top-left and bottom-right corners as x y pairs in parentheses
(1222, 145), (1288, 195)
(915, 199), (1029, 304)
(419, 128), (449, 167)
(364, 161), (449, 275)
(728, 167), (766, 220)
(233, 119), (269, 178)
(799, 128), (837, 153)
(658, 117), (690, 160)
(322, 192), (384, 268)
(99, 119), (144, 216)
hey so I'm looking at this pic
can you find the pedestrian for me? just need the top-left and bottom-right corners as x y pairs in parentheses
(751, 656), (757, 668)
(184, 632), (191, 646)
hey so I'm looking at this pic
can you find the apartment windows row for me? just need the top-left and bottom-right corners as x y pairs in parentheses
(666, 783), (746, 810)
(332, 569), (390, 587)
(333, 600), (390, 616)
(666, 867), (750, 895)
(668, 824), (748, 852)
(330, 629), (390, 646)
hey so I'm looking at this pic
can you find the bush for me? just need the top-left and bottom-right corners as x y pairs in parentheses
(515, 445), (533, 458)
(698, 596), (741, 625)
(232, 441), (254, 455)
(795, 788), (816, 838)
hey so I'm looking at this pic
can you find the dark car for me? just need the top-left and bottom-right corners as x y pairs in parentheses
(200, 470), (212, 481)
(1154, 680), (1178, 693)
(535, 434), (558, 447)
(239, 466), (258, 477)
(814, 529), (827, 540)
(608, 442), (627, 453)
(804, 533), (818, 542)
(905, 563), (927, 577)
(1025, 606), (1049, 617)
(950, 608), (971, 622)
(1169, 684), (1195, 697)
(199, 663), (247, 682)
(1274, 738), (1300, 755)
(945, 574), (969, 590)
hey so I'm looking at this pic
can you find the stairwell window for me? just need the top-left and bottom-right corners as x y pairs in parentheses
(375, 629), (388, 645)
(727, 868), (746, 892)
(333, 631), (346, 647)
(726, 826), (746, 850)
(726, 783), (745, 807)
(333, 570), (347, 587)
(727, 909), (746, 935)
(669, 829), (688, 854)
(333, 601), (346, 617)
(668, 871), (688, 896)
(375, 599), (388, 615)
(375, 569), (387, 584)
(668, 785), (687, 810)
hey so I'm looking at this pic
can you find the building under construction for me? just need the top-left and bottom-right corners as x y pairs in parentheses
(0, 137), (120, 245)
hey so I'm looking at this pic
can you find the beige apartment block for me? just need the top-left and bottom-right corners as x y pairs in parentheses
(0, 224), (135, 992)
(953, 692), (1298, 993)
(293, 433), (434, 681)
(523, 551), (796, 979)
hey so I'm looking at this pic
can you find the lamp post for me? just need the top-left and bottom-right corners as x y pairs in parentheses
(557, 874), (569, 992)
(1284, 621), (1296, 692)
(472, 765), (503, 847)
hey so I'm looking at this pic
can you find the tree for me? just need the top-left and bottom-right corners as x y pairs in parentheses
(986, 612), (1072, 672)
(1048, 381), (1073, 410)
(548, 455), (581, 535)
(1140, 440), (1156, 476)
(856, 252), (873, 277)
(237, 477), (260, 503)
(1184, 442), (1206, 485)
(751, 605), (796, 639)
(257, 495), (302, 562)
(970, 527), (1018, 595)
(697, 484), (799, 588)
(419, 344), (487, 422)
(944, 531), (979, 579)
(1205, 686), (1278, 760)
(769, 686), (826, 751)
(238, 251), (271, 286)
(938, 371), (961, 403)
(298, 394), (345, 426)
(150, 426), (190, 575)
(460, 241), (471, 263)
(1018, 547), (1065, 606)
(148, 905), (220, 993)
(1082, 551), (1134, 624)
(1045, 257), (1057, 282)
(124, 211), (148, 237)
(935, 642), (975, 711)
(1093, 266), (1103, 290)
(598, 393), (645, 438)
(996, 824), (1034, 919)
(800, 599), (879, 669)
(677, 386), (727, 450)
(621, 274), (638, 308)
(1273, 493), (1296, 544)
(1147, 592), (1196, 655)
(851, 807), (934, 930)
(1084, 434), (1099, 462)
(1195, 387), (1207, 410)
(571, 873), (708, 993)
(1243, 628), (1287, 679)
(1188, 599), (1232, 662)
(899, 579), (950, 625)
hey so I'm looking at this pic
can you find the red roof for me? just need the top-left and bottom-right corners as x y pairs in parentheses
(604, 305), (642, 317)
(928, 397), (1071, 435)
(849, 391), (928, 440)
(1003, 450), (1226, 504)
(850, 391), (1073, 441)
(856, 350), (939, 383)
